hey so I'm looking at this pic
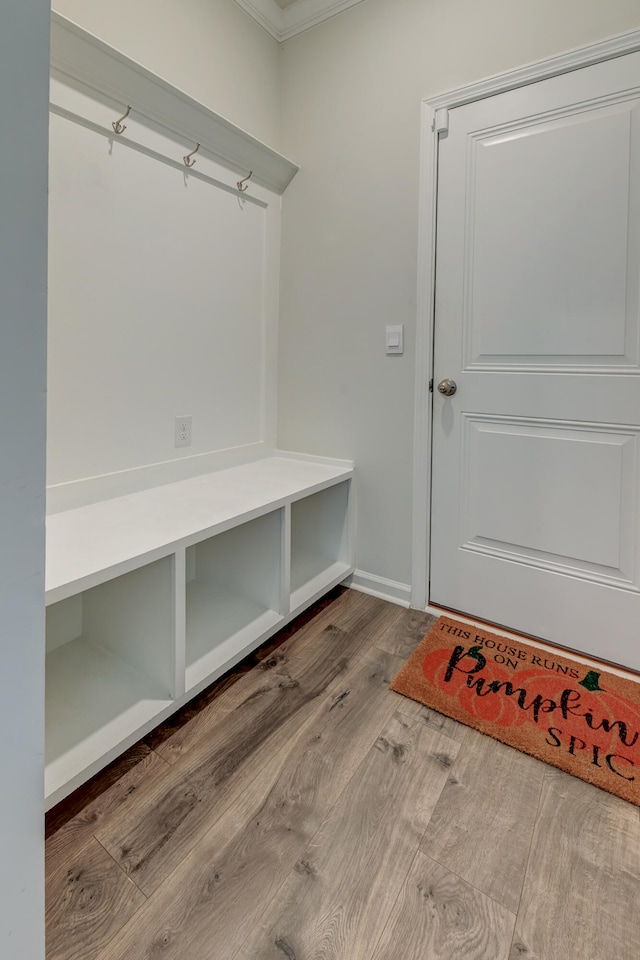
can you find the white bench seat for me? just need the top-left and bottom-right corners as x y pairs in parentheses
(45, 455), (354, 807)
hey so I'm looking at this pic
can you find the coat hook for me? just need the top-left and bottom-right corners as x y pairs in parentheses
(237, 170), (253, 192)
(112, 105), (131, 135)
(183, 143), (200, 167)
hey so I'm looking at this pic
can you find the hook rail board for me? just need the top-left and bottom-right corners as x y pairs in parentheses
(50, 12), (299, 194)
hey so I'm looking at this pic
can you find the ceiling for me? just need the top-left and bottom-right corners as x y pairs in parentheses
(233, 0), (366, 42)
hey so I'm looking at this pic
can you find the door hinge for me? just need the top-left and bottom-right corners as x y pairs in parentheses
(435, 108), (449, 135)
(429, 378), (434, 393)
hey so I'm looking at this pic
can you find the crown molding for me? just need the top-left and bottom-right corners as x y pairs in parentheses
(233, 0), (366, 42)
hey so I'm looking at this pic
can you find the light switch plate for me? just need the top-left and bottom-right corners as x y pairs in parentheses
(386, 324), (404, 355)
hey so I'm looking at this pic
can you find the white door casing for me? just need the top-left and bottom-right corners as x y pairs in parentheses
(413, 31), (640, 670)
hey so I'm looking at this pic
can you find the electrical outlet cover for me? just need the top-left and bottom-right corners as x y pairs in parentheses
(174, 415), (192, 448)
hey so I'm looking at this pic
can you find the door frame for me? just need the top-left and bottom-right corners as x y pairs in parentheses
(411, 26), (640, 610)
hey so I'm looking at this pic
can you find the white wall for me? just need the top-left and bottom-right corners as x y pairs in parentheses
(0, 1), (49, 957)
(53, 0), (282, 149)
(46, 6), (285, 510)
(46, 89), (279, 504)
(278, 0), (640, 595)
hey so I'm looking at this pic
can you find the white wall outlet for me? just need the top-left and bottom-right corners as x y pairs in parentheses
(174, 415), (192, 448)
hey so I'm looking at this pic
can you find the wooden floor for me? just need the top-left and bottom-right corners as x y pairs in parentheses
(46, 587), (640, 960)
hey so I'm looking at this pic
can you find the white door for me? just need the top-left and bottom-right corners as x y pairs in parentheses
(430, 51), (640, 670)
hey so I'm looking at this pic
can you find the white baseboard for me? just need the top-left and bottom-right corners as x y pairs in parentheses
(348, 570), (412, 607)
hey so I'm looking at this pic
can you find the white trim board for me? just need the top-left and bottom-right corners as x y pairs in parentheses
(50, 12), (299, 193)
(349, 570), (412, 608)
(427, 28), (640, 111)
(233, 0), (366, 42)
(46, 443), (272, 515)
(411, 26), (640, 611)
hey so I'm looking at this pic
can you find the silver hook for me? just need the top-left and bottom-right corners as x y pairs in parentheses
(237, 170), (253, 193)
(112, 105), (131, 135)
(183, 143), (200, 167)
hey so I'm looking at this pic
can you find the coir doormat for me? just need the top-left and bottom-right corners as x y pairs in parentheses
(390, 616), (640, 806)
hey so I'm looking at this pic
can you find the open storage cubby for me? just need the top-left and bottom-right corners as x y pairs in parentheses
(185, 510), (284, 691)
(45, 556), (175, 801)
(45, 456), (354, 808)
(290, 479), (352, 613)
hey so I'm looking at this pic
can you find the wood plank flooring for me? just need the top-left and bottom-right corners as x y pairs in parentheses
(45, 587), (640, 960)
(420, 729), (545, 914)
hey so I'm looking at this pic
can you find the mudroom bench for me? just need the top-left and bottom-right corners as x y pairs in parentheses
(45, 455), (354, 809)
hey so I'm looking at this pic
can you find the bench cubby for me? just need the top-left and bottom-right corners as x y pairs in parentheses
(185, 509), (285, 691)
(45, 455), (354, 808)
(45, 557), (176, 801)
(290, 481), (352, 613)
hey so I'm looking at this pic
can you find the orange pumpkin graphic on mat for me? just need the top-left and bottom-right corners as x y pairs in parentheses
(423, 645), (527, 728)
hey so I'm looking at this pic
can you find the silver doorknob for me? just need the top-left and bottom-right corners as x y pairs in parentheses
(437, 378), (457, 397)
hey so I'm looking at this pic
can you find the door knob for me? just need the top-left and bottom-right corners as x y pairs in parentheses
(437, 378), (457, 396)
